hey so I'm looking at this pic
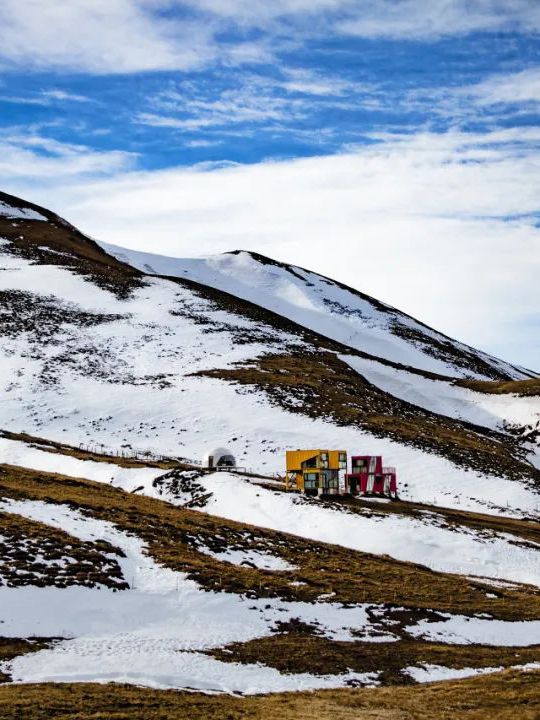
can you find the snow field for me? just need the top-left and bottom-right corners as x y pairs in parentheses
(101, 244), (530, 380)
(197, 546), (297, 572)
(1, 245), (538, 520)
(2, 498), (540, 693)
(343, 355), (540, 433)
(0, 437), (163, 489)
(2, 434), (540, 588)
(406, 662), (540, 683)
(169, 472), (540, 588)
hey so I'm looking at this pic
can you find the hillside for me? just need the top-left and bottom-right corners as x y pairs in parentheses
(0, 190), (539, 711)
(1, 456), (540, 693)
(2, 670), (540, 720)
(102, 243), (535, 381)
(0, 191), (538, 518)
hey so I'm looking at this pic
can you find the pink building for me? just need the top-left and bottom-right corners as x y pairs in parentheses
(345, 455), (397, 498)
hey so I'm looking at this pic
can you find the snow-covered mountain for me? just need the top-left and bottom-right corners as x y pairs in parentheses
(2, 434), (540, 693)
(102, 243), (535, 381)
(0, 190), (538, 517)
(1, 190), (540, 701)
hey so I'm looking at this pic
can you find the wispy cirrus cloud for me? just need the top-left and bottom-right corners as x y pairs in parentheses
(280, 68), (360, 96)
(0, 131), (135, 179)
(463, 66), (540, 106)
(1, 1), (539, 76)
(136, 79), (310, 132)
(0, 89), (93, 106)
(40, 89), (93, 103)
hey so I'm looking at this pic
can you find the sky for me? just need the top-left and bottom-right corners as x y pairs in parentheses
(0, 0), (539, 370)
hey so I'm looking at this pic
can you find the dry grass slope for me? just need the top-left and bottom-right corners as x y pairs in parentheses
(196, 352), (539, 485)
(457, 377), (540, 397)
(0, 511), (128, 590)
(0, 668), (539, 719)
(209, 632), (540, 685)
(1, 463), (540, 620)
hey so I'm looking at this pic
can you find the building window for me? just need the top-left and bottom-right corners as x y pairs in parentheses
(321, 471), (339, 488)
(304, 473), (318, 489)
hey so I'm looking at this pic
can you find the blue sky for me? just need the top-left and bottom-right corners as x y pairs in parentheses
(1, 28), (538, 167)
(0, 1), (539, 368)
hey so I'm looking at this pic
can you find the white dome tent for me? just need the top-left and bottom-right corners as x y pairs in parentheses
(203, 446), (236, 469)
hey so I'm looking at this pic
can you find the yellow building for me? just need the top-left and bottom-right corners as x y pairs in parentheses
(285, 449), (347, 495)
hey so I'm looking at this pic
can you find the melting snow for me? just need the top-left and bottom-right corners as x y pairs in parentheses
(198, 546), (296, 572)
(0, 201), (47, 222)
(101, 244), (531, 381)
(0, 499), (392, 691)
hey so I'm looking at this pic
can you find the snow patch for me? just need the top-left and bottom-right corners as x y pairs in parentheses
(0, 201), (47, 222)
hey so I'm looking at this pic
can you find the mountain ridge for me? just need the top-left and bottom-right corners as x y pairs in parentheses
(0, 190), (538, 517)
(1, 190), (540, 703)
(102, 241), (536, 381)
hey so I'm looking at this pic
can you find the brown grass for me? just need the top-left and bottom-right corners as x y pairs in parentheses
(1, 463), (540, 621)
(456, 377), (540, 397)
(209, 632), (540, 685)
(0, 668), (538, 719)
(195, 352), (539, 486)
(0, 510), (128, 590)
(0, 638), (54, 683)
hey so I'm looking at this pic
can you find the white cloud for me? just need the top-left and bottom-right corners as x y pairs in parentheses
(0, 133), (135, 178)
(4, 127), (538, 368)
(0, 0), (218, 74)
(281, 68), (358, 96)
(187, 0), (540, 39)
(464, 67), (540, 105)
(1, 1), (539, 76)
(135, 113), (217, 130)
(0, 89), (93, 105)
(0, 95), (51, 106)
(40, 90), (92, 103)
(338, 0), (540, 40)
(185, 139), (222, 148)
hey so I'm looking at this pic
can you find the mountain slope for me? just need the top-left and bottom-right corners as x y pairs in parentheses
(0, 191), (539, 518)
(1, 458), (540, 692)
(102, 243), (536, 381)
(1, 191), (540, 705)
(2, 669), (540, 720)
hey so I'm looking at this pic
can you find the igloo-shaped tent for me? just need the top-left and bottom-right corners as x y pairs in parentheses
(203, 447), (236, 469)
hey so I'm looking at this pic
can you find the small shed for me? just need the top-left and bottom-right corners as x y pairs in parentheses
(203, 446), (236, 469)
